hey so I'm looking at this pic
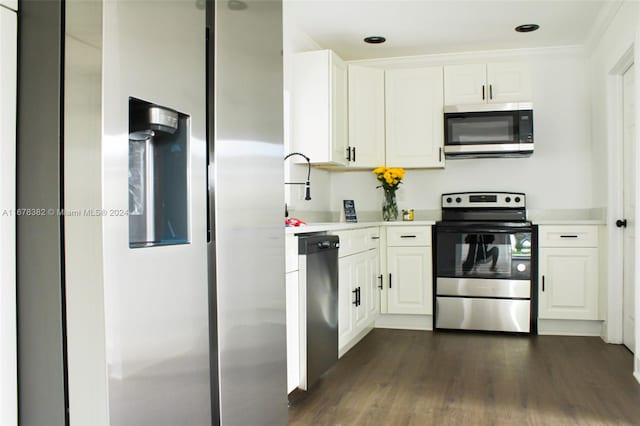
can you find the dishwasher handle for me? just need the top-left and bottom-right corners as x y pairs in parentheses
(298, 235), (340, 255)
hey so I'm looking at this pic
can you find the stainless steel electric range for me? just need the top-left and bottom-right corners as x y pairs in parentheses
(433, 192), (537, 334)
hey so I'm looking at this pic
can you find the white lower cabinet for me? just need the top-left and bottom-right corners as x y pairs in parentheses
(538, 247), (599, 320)
(336, 228), (381, 356)
(537, 225), (600, 321)
(382, 226), (433, 316)
(386, 246), (432, 315)
(338, 248), (380, 355)
(285, 270), (299, 393)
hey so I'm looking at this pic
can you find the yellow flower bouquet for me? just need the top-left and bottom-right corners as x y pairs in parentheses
(372, 166), (405, 221)
(373, 166), (405, 191)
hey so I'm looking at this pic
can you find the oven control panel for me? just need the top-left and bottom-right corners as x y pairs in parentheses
(442, 192), (526, 209)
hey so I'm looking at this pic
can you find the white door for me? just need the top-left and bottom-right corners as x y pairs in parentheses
(385, 67), (444, 168)
(387, 246), (432, 315)
(331, 52), (348, 165)
(487, 62), (532, 103)
(0, 7), (17, 426)
(623, 64), (635, 352)
(338, 256), (354, 351)
(347, 65), (385, 168)
(538, 248), (599, 320)
(352, 252), (368, 330)
(366, 248), (381, 318)
(443, 63), (486, 105)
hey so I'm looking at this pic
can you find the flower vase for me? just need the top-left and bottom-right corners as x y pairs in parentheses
(382, 189), (398, 221)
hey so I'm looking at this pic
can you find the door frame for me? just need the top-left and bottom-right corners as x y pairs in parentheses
(606, 43), (640, 381)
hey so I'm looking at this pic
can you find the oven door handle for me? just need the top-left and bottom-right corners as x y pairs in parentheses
(436, 226), (531, 234)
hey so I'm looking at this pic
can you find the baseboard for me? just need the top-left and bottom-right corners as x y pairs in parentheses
(338, 324), (374, 358)
(375, 314), (432, 331)
(538, 319), (604, 336)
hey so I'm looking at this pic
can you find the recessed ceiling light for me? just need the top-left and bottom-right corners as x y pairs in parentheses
(364, 36), (386, 44)
(515, 24), (540, 33)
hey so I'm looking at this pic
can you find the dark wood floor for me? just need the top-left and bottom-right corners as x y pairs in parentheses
(288, 329), (640, 425)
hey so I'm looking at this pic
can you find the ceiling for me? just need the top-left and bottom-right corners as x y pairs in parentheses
(285, 0), (615, 60)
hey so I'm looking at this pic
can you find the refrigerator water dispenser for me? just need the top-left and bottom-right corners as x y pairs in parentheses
(128, 97), (189, 248)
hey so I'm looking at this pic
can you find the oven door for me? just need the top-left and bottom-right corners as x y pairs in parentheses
(434, 222), (534, 333)
(435, 222), (532, 281)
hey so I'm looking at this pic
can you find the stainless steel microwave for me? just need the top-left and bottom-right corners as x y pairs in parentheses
(443, 102), (533, 158)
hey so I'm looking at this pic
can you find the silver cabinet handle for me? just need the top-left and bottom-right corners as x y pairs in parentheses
(560, 235), (578, 238)
(400, 235), (417, 238)
(371, 236), (380, 240)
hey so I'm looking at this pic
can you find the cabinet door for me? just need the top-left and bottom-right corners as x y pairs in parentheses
(338, 256), (355, 349)
(352, 252), (368, 330)
(387, 246), (432, 315)
(538, 248), (599, 320)
(487, 62), (532, 103)
(347, 65), (385, 168)
(443, 63), (486, 105)
(365, 248), (381, 319)
(385, 67), (444, 168)
(292, 50), (348, 166)
(331, 52), (349, 165)
(285, 271), (299, 393)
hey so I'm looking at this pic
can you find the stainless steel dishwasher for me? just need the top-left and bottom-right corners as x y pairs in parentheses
(298, 234), (339, 390)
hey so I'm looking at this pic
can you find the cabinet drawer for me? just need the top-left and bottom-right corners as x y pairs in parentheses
(386, 226), (431, 246)
(538, 226), (598, 248)
(334, 227), (380, 257)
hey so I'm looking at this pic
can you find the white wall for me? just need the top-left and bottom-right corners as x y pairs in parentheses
(331, 48), (593, 216)
(283, 8), (331, 218)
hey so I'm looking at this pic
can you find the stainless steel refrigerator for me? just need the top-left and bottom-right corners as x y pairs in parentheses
(17, 1), (287, 425)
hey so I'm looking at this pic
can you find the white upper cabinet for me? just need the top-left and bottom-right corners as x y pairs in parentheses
(292, 50), (348, 166)
(443, 63), (486, 106)
(444, 62), (531, 105)
(0, 1), (17, 11)
(385, 66), (445, 168)
(347, 65), (385, 168)
(487, 62), (532, 103)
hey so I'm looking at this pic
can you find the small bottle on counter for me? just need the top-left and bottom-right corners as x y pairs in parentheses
(402, 209), (415, 221)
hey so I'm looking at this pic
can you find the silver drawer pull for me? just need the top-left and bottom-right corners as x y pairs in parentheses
(371, 236), (380, 240)
(400, 235), (417, 238)
(560, 235), (579, 238)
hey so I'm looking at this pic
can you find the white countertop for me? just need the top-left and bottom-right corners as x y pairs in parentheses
(285, 220), (436, 235)
(532, 219), (606, 225)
